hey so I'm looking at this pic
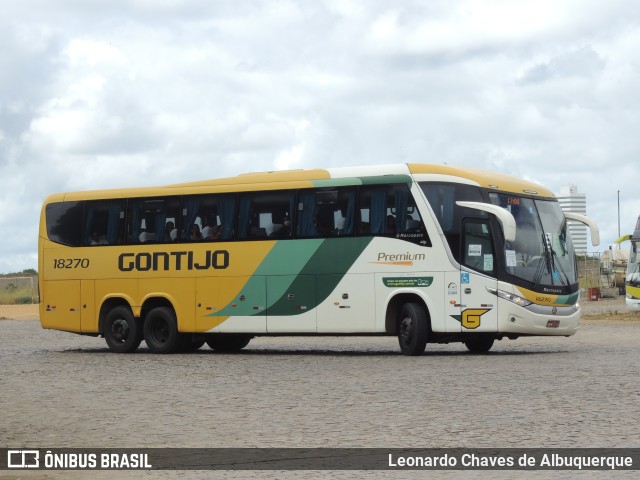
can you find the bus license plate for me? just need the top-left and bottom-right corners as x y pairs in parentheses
(546, 320), (560, 328)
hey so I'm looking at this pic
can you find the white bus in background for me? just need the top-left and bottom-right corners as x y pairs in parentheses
(616, 215), (640, 311)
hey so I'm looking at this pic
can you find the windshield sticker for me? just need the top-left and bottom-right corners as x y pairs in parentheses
(484, 254), (494, 271)
(505, 250), (517, 267)
(468, 244), (482, 256)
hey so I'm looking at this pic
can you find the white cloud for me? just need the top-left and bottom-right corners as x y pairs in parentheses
(1, 0), (640, 272)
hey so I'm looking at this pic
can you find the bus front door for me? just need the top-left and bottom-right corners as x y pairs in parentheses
(459, 219), (498, 332)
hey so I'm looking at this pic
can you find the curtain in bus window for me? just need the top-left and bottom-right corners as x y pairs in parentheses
(425, 185), (454, 231)
(106, 203), (122, 244)
(130, 204), (141, 242)
(218, 196), (236, 240)
(297, 191), (317, 237)
(83, 202), (124, 245)
(342, 190), (356, 235)
(395, 187), (408, 233)
(83, 208), (94, 245)
(370, 189), (386, 234)
(237, 196), (252, 240)
(182, 198), (200, 240)
(155, 207), (167, 242)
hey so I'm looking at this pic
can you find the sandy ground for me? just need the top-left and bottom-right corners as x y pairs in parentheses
(0, 303), (39, 320)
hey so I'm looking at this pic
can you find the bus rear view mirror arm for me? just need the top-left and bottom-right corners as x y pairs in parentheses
(456, 201), (516, 243)
(615, 234), (631, 244)
(564, 212), (600, 247)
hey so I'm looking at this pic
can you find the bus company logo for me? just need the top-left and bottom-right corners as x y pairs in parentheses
(371, 252), (426, 266)
(450, 308), (491, 329)
(7, 450), (39, 469)
(118, 250), (229, 272)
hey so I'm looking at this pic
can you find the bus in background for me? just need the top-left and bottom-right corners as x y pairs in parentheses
(38, 164), (600, 355)
(615, 215), (640, 311)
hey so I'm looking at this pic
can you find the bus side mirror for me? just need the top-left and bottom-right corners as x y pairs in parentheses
(564, 212), (600, 247)
(456, 201), (516, 243)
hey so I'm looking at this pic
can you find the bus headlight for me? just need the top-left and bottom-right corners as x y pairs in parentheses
(487, 287), (532, 307)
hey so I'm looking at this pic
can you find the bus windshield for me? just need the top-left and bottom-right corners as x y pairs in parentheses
(489, 193), (577, 288)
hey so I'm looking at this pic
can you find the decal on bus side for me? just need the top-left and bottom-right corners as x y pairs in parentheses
(118, 250), (229, 272)
(450, 308), (491, 329)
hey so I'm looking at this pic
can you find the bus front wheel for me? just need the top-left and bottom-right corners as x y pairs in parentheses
(206, 334), (252, 352)
(143, 306), (180, 354)
(397, 302), (428, 356)
(464, 335), (495, 354)
(104, 306), (142, 353)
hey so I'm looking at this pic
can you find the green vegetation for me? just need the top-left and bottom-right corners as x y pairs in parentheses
(0, 270), (38, 305)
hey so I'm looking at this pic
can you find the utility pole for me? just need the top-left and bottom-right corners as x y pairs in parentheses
(617, 190), (621, 248)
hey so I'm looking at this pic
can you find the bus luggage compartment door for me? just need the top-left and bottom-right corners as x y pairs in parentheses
(267, 275), (316, 333)
(41, 280), (81, 332)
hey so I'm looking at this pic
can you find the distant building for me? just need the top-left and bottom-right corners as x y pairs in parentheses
(556, 185), (588, 255)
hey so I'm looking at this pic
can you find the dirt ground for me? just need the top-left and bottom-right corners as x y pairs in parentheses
(0, 303), (39, 321)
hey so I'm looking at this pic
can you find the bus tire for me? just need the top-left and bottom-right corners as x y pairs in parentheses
(104, 306), (142, 353)
(464, 335), (495, 354)
(397, 302), (428, 356)
(206, 334), (252, 352)
(143, 306), (180, 354)
(178, 335), (206, 352)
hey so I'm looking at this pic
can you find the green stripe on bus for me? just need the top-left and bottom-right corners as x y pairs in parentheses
(360, 175), (412, 185)
(214, 240), (324, 318)
(267, 237), (373, 316)
(556, 292), (580, 306)
(310, 175), (412, 188)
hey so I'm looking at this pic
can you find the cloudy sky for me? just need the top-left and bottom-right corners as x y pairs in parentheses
(1, 0), (639, 273)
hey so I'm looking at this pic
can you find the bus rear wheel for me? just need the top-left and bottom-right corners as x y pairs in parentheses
(397, 302), (428, 356)
(464, 335), (495, 354)
(206, 334), (252, 352)
(143, 306), (180, 354)
(104, 306), (142, 353)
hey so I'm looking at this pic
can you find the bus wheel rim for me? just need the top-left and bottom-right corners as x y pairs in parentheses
(152, 319), (170, 344)
(111, 319), (130, 343)
(399, 316), (413, 344)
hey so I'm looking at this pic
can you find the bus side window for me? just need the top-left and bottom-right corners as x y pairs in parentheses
(45, 201), (84, 247)
(358, 184), (429, 245)
(182, 194), (236, 242)
(296, 187), (356, 238)
(462, 220), (495, 274)
(237, 191), (295, 241)
(82, 200), (126, 246)
(127, 197), (179, 244)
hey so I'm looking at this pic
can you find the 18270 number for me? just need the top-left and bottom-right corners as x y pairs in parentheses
(53, 258), (90, 269)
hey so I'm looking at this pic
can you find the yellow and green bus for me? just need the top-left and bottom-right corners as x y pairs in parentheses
(38, 163), (599, 355)
(615, 215), (640, 311)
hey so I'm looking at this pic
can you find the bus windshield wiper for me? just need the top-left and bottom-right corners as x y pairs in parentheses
(550, 248), (570, 287)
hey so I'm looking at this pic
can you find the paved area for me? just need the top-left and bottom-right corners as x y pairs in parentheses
(1, 302), (638, 479)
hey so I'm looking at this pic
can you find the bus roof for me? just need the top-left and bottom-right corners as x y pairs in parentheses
(46, 163), (555, 202)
